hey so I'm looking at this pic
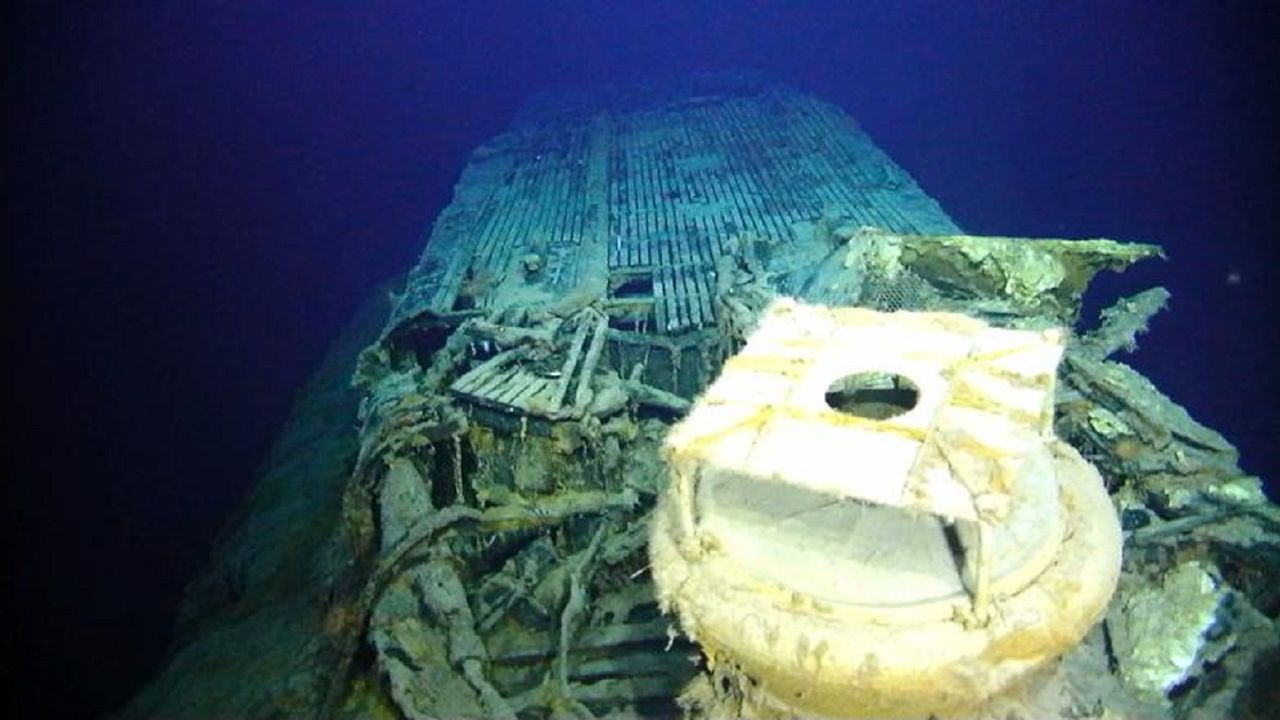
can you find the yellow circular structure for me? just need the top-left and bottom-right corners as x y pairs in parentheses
(648, 300), (1122, 718)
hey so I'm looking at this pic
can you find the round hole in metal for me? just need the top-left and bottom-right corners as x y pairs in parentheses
(824, 371), (919, 420)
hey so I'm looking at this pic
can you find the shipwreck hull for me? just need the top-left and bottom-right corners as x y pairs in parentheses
(121, 76), (1279, 720)
(340, 77), (1274, 719)
(346, 79), (971, 717)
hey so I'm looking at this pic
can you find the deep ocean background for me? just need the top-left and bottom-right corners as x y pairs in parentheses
(5, 2), (1277, 716)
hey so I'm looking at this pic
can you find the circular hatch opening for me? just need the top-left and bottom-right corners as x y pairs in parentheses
(825, 371), (919, 420)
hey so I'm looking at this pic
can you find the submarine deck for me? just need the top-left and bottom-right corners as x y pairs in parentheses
(386, 76), (959, 338)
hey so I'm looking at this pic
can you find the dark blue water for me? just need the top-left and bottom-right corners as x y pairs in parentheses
(7, 2), (1277, 716)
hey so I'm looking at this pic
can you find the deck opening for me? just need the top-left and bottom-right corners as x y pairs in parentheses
(824, 371), (919, 420)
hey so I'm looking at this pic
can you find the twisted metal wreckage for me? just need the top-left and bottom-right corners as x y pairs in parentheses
(122, 77), (1279, 719)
